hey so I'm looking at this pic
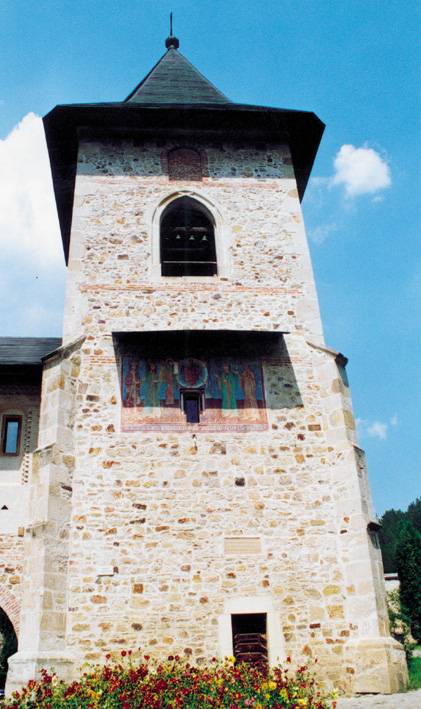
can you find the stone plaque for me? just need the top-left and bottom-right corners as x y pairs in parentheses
(224, 537), (262, 555)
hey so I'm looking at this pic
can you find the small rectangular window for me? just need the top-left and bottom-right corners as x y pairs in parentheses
(1, 416), (22, 456)
(182, 393), (201, 423)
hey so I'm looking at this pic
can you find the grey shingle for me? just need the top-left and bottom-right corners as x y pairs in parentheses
(0, 338), (62, 366)
(125, 48), (230, 105)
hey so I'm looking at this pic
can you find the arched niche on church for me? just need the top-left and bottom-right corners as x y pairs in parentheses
(167, 148), (203, 181)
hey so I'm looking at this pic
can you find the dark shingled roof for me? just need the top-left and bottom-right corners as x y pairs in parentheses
(126, 48), (230, 104)
(0, 338), (62, 366)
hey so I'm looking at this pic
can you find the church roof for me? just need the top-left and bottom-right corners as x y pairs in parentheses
(125, 46), (230, 105)
(0, 337), (62, 366)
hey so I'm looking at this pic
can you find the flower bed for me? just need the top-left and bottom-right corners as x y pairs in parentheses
(4, 653), (336, 708)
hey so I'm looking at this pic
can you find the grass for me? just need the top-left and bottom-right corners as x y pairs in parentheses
(408, 656), (421, 690)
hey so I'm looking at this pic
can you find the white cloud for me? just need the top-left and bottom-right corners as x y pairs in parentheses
(356, 414), (398, 441)
(332, 144), (391, 198)
(0, 113), (65, 335)
(0, 113), (63, 266)
(367, 421), (388, 440)
(309, 222), (338, 245)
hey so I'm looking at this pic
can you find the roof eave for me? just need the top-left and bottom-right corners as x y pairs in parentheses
(43, 103), (324, 262)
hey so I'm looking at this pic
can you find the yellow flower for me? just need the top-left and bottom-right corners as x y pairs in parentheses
(261, 680), (276, 691)
(297, 699), (307, 707)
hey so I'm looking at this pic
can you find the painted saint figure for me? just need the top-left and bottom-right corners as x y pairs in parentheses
(241, 364), (258, 420)
(143, 362), (161, 418)
(124, 361), (141, 407)
(160, 359), (176, 406)
(220, 363), (238, 417)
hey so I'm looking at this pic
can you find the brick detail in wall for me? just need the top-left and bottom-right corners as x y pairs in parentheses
(168, 148), (203, 181)
(0, 586), (20, 634)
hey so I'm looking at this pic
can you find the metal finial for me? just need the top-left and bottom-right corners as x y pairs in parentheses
(165, 11), (179, 49)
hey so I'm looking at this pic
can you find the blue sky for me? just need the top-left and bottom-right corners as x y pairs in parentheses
(0, 1), (419, 514)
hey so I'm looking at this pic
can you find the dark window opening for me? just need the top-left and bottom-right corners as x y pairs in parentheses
(160, 197), (217, 277)
(231, 613), (268, 666)
(181, 390), (203, 423)
(1, 416), (22, 456)
(369, 531), (380, 549)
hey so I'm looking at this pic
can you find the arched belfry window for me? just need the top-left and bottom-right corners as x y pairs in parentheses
(160, 197), (217, 277)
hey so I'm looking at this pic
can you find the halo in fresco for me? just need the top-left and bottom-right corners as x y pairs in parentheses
(178, 358), (208, 389)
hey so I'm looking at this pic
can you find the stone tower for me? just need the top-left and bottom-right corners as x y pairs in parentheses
(7, 33), (407, 695)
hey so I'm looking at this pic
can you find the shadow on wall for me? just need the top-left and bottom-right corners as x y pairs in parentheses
(0, 608), (17, 693)
(77, 141), (291, 181)
(263, 337), (303, 410)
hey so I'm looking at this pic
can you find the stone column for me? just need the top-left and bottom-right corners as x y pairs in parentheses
(312, 343), (408, 694)
(6, 339), (83, 696)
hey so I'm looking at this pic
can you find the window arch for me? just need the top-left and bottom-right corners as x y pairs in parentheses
(0, 606), (18, 692)
(160, 197), (217, 277)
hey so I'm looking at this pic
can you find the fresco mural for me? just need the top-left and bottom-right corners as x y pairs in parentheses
(121, 356), (268, 431)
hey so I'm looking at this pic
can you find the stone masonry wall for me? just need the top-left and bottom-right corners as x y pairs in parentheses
(0, 535), (23, 635)
(61, 329), (395, 693)
(63, 139), (322, 343)
(0, 384), (40, 635)
(8, 137), (406, 695)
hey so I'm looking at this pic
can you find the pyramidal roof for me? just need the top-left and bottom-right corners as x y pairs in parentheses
(125, 36), (230, 105)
